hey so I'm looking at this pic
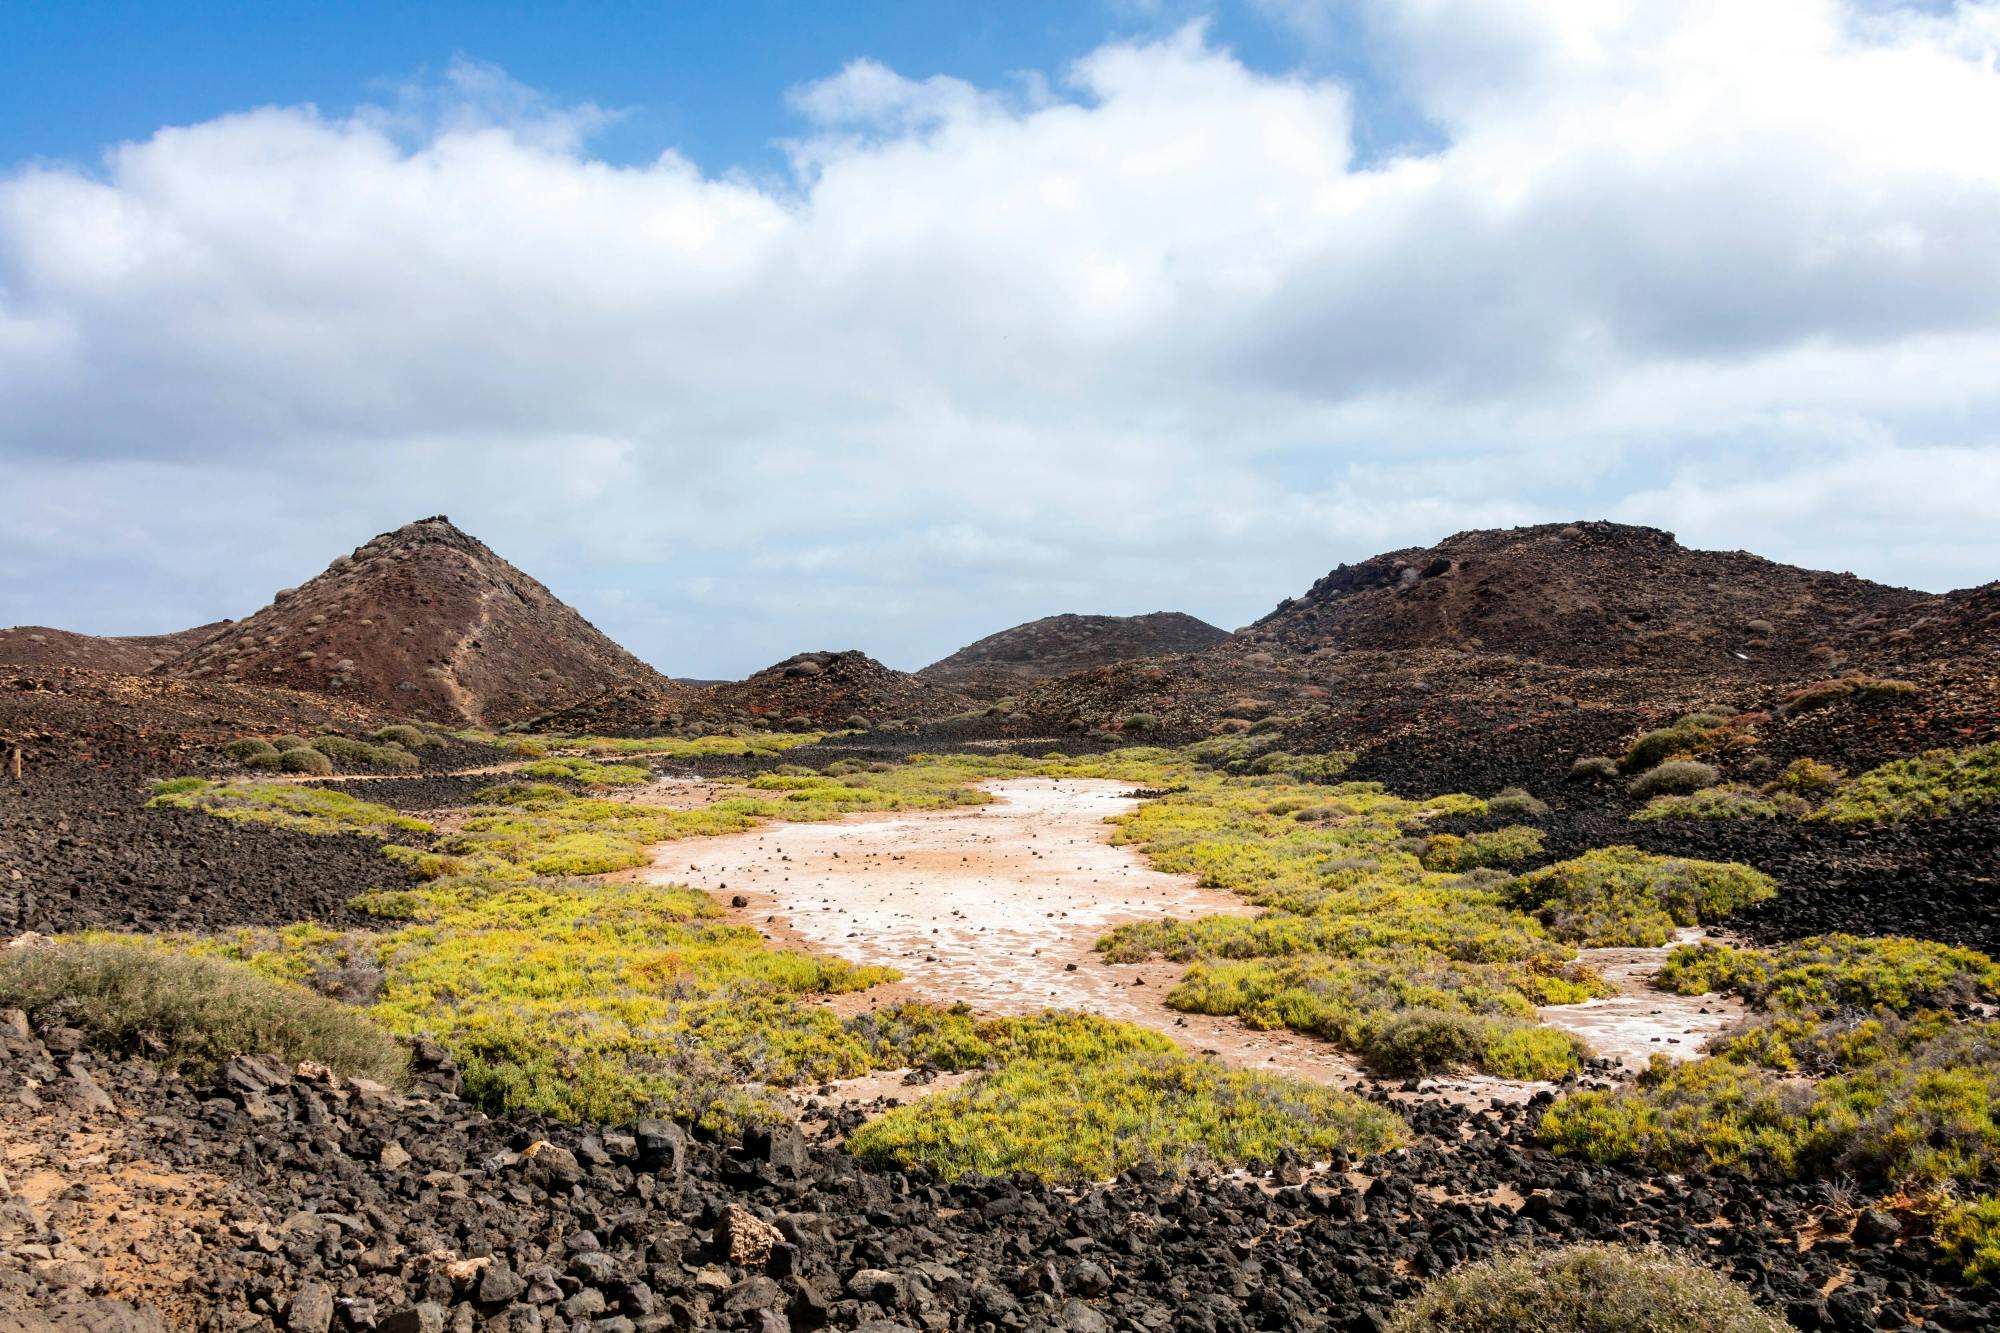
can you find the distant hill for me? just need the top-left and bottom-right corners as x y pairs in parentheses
(919, 612), (1232, 700)
(0, 622), (230, 674)
(157, 516), (683, 726)
(1241, 521), (1925, 670)
(699, 650), (972, 728)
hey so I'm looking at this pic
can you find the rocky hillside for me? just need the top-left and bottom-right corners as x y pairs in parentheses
(0, 621), (229, 674)
(1242, 521), (1925, 671)
(918, 612), (1231, 700)
(698, 650), (972, 728)
(158, 517), (678, 726)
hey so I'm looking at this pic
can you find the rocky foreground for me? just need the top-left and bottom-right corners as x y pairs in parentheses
(3, 1008), (1987, 1333)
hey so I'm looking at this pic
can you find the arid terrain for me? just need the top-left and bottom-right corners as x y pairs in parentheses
(4, 517), (1999, 1333)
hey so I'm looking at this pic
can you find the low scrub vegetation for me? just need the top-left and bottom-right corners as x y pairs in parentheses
(517, 756), (651, 786)
(1809, 742), (2000, 825)
(1386, 1243), (1784, 1333)
(1094, 776), (1610, 1079)
(1777, 675), (1919, 715)
(1626, 760), (1720, 799)
(148, 779), (430, 838)
(0, 939), (407, 1083)
(1505, 847), (1775, 948)
(1540, 932), (2000, 1280)
(1631, 786), (1807, 822)
(1622, 714), (1753, 774)
(847, 1048), (1407, 1184)
(310, 734), (421, 771)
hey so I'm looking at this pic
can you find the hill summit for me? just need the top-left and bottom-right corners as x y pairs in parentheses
(1241, 521), (1925, 670)
(919, 612), (1232, 700)
(700, 650), (972, 727)
(158, 517), (676, 725)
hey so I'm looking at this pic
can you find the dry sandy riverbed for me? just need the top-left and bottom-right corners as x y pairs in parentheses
(642, 778), (1740, 1095)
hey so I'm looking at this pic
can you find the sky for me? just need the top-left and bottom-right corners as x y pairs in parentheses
(4, 1), (1999, 678)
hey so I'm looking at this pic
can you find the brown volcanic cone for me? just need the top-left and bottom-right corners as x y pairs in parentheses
(918, 612), (1232, 700)
(1242, 520), (1925, 670)
(0, 622), (230, 674)
(699, 650), (972, 728)
(158, 516), (680, 726)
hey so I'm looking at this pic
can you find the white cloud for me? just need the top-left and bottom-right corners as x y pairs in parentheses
(4, 4), (2000, 675)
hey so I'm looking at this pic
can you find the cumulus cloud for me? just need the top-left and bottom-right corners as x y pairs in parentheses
(3, 3), (1999, 675)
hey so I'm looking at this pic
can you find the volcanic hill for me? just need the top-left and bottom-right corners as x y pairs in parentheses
(0, 621), (230, 674)
(918, 611), (1232, 700)
(1240, 520), (1925, 670)
(699, 650), (972, 728)
(158, 517), (680, 726)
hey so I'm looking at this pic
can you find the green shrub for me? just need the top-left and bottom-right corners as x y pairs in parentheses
(1773, 758), (1841, 793)
(1385, 1243), (1785, 1333)
(148, 779), (428, 837)
(1658, 935), (2000, 1017)
(1422, 826), (1544, 871)
(1122, 713), (1157, 732)
(371, 724), (436, 749)
(223, 738), (278, 762)
(507, 738), (548, 758)
(1810, 742), (2000, 825)
(1568, 757), (1619, 781)
(1365, 1008), (1491, 1075)
(1487, 787), (1548, 819)
(278, 747), (334, 775)
(243, 751), (284, 771)
(1623, 717), (1742, 773)
(311, 735), (419, 771)
(1935, 1194), (2000, 1285)
(1627, 760), (1719, 798)
(269, 735), (310, 752)
(1631, 786), (1806, 822)
(1507, 847), (1775, 947)
(0, 940), (408, 1084)
(846, 1050), (1407, 1184)
(518, 756), (650, 786)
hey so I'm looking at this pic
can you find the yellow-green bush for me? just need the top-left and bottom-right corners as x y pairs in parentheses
(847, 1049), (1408, 1184)
(518, 756), (650, 786)
(147, 779), (430, 838)
(1935, 1195), (2000, 1286)
(1421, 826), (1545, 871)
(1506, 847), (1775, 947)
(1658, 935), (2000, 1016)
(1810, 742), (2000, 825)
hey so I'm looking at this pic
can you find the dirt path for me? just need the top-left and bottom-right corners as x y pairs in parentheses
(644, 778), (1734, 1096)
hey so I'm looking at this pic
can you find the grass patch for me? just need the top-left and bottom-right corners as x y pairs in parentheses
(847, 1049), (1407, 1184)
(1386, 1243), (1784, 1333)
(1506, 847), (1775, 948)
(147, 779), (431, 838)
(0, 940), (407, 1084)
(1809, 742), (2000, 826)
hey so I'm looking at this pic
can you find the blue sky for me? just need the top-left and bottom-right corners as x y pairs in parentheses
(4, 1), (1999, 677)
(0, 2), (1431, 176)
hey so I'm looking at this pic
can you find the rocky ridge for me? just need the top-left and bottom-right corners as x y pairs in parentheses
(918, 614), (1232, 702)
